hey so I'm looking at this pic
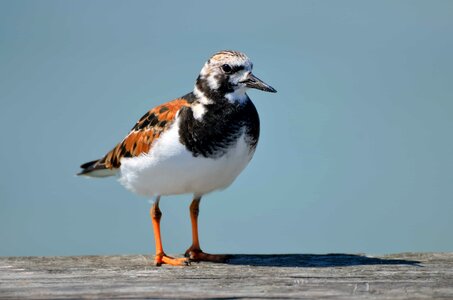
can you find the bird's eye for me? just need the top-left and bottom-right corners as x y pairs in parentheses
(221, 64), (232, 74)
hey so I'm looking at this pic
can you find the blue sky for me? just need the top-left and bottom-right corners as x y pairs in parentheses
(1, 0), (452, 256)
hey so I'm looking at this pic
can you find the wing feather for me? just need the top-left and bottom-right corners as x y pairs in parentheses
(78, 97), (189, 176)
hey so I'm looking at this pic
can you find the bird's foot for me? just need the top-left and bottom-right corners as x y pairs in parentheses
(154, 253), (190, 266)
(184, 247), (230, 263)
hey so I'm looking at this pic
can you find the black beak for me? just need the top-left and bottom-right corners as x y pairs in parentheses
(241, 73), (277, 93)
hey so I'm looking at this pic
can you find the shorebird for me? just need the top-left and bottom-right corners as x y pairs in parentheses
(78, 50), (277, 266)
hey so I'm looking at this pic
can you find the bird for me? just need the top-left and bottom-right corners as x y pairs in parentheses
(78, 50), (277, 266)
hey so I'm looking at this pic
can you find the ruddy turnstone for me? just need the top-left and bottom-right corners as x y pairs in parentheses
(78, 50), (276, 266)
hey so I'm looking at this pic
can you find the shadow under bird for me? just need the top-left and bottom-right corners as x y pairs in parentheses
(78, 50), (277, 266)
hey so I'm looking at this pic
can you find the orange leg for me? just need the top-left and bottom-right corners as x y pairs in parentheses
(185, 197), (229, 263)
(151, 197), (189, 266)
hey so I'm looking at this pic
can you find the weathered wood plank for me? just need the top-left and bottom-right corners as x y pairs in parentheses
(0, 253), (452, 299)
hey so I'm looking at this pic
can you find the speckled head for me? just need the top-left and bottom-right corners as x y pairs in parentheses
(194, 50), (276, 104)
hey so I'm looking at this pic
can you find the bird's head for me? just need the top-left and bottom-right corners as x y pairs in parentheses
(194, 50), (276, 103)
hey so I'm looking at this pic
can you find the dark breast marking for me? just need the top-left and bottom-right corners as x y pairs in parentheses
(178, 96), (260, 158)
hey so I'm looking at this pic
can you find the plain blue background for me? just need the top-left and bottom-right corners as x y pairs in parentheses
(1, 0), (452, 257)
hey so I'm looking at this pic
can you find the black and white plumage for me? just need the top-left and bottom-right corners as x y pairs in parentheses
(78, 50), (276, 266)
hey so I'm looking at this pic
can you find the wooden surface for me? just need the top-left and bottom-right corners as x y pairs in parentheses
(1, 253), (452, 299)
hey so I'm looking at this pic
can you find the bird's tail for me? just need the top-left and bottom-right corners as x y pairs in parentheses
(77, 159), (118, 178)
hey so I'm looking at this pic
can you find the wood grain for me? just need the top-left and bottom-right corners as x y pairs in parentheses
(1, 253), (452, 299)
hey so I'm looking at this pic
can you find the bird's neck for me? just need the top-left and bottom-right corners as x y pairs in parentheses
(193, 76), (248, 105)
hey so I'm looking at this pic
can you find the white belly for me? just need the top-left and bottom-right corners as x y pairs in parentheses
(118, 122), (255, 198)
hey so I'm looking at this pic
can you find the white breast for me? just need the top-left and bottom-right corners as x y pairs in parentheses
(118, 120), (255, 198)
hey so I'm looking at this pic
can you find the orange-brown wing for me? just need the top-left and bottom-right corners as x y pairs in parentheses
(96, 98), (189, 171)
